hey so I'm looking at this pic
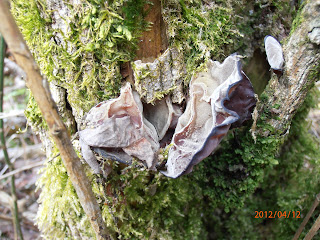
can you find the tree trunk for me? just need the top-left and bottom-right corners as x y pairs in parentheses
(11, 0), (320, 239)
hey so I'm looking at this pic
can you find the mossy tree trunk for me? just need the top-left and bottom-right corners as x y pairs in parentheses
(12, 0), (320, 239)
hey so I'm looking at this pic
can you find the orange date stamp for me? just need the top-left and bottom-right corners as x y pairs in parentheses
(254, 211), (301, 219)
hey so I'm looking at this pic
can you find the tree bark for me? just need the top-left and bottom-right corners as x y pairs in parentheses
(252, 0), (320, 139)
(8, 0), (320, 238)
(0, 1), (112, 239)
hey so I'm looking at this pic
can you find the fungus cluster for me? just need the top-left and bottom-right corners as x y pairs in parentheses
(79, 53), (258, 178)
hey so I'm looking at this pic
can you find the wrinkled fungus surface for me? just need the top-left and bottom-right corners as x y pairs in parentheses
(161, 54), (256, 178)
(79, 83), (159, 175)
(79, 54), (256, 178)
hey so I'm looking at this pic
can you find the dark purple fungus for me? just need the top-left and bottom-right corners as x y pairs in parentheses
(161, 54), (256, 178)
(264, 35), (284, 75)
(92, 147), (133, 165)
(79, 83), (159, 175)
(224, 72), (256, 128)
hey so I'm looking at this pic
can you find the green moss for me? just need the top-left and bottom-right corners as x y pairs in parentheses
(289, 0), (306, 36)
(201, 85), (320, 239)
(37, 156), (206, 239)
(191, 88), (285, 214)
(24, 93), (48, 131)
(163, 0), (242, 83)
(152, 86), (176, 101)
(12, 0), (151, 121)
(235, 0), (296, 58)
(15, 0), (319, 239)
(37, 153), (95, 239)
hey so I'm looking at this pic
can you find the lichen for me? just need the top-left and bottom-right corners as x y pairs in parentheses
(132, 48), (186, 104)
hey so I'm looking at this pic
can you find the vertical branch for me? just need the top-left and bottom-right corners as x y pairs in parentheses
(293, 193), (320, 240)
(0, 34), (24, 240)
(304, 214), (320, 240)
(0, 1), (113, 239)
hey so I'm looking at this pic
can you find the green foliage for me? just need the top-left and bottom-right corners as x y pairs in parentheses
(203, 86), (320, 239)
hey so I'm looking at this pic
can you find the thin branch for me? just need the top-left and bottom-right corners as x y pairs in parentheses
(293, 193), (320, 240)
(0, 110), (25, 119)
(0, 213), (40, 232)
(0, 160), (44, 181)
(0, 33), (24, 240)
(0, 1), (114, 239)
(304, 214), (320, 240)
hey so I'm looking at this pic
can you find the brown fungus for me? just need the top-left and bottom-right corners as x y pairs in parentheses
(143, 97), (182, 140)
(79, 83), (159, 175)
(161, 54), (256, 178)
(79, 54), (256, 178)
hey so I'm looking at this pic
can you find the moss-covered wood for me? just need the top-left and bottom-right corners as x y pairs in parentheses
(11, 0), (320, 239)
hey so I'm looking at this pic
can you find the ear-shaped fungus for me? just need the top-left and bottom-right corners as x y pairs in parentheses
(161, 54), (256, 178)
(143, 97), (182, 140)
(79, 83), (159, 174)
(264, 35), (284, 72)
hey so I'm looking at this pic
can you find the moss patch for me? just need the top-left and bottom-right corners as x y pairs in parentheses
(197, 85), (320, 239)
(162, 0), (242, 83)
(12, 0), (151, 123)
(37, 156), (206, 239)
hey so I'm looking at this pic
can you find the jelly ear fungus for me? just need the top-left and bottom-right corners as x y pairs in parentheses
(161, 54), (256, 178)
(79, 83), (160, 175)
(264, 35), (284, 76)
(79, 54), (256, 179)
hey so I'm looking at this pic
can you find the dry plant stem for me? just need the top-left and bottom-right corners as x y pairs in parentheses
(0, 160), (44, 181)
(0, 110), (25, 119)
(0, 214), (40, 231)
(304, 214), (320, 240)
(0, 34), (24, 240)
(293, 193), (320, 240)
(0, 1), (113, 239)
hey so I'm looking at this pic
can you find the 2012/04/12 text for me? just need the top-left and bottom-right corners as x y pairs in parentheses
(254, 211), (301, 218)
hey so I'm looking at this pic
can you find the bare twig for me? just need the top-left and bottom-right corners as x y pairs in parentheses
(293, 193), (320, 240)
(0, 160), (44, 181)
(0, 33), (24, 240)
(0, 1), (113, 239)
(0, 213), (39, 231)
(304, 214), (320, 240)
(0, 110), (25, 119)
